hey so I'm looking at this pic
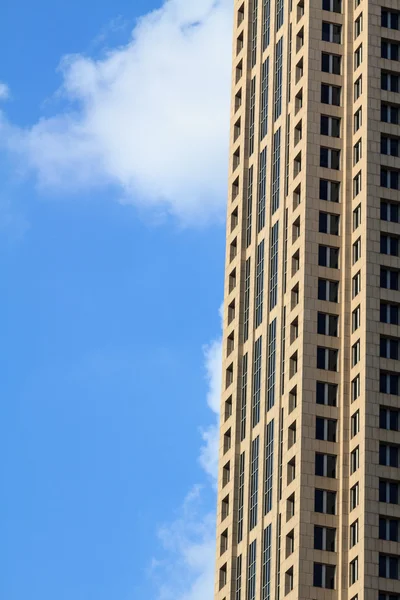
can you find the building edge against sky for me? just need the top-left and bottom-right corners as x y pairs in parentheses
(215, 0), (400, 599)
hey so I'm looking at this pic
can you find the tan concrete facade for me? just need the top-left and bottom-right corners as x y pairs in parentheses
(215, 1), (400, 599)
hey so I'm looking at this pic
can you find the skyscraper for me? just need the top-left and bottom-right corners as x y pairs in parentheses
(215, 1), (400, 599)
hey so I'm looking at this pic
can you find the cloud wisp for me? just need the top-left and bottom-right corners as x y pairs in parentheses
(1, 0), (232, 224)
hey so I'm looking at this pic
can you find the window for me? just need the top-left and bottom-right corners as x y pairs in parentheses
(351, 446), (360, 474)
(321, 52), (341, 74)
(354, 107), (362, 131)
(245, 167), (253, 247)
(249, 77), (256, 156)
(354, 76), (362, 100)
(352, 272), (361, 299)
(354, 44), (362, 68)
(352, 375), (360, 401)
(350, 483), (359, 509)
(318, 278), (339, 302)
(255, 241), (265, 328)
(316, 381), (338, 406)
(380, 337), (400, 360)
(274, 38), (283, 120)
(350, 557), (359, 585)
(352, 238), (361, 263)
(249, 437), (260, 529)
(321, 115), (340, 137)
(381, 135), (400, 157)
(288, 421), (296, 449)
(379, 554), (399, 580)
(320, 179), (340, 202)
(316, 417), (337, 442)
(314, 526), (336, 551)
(252, 337), (262, 426)
(247, 540), (257, 599)
(287, 493), (295, 520)
(315, 488), (336, 514)
(350, 520), (359, 547)
(250, 0), (258, 67)
(381, 168), (400, 190)
(285, 567), (294, 595)
(262, 525), (272, 599)
(258, 148), (267, 231)
(221, 495), (229, 520)
(351, 410), (360, 437)
(382, 40), (400, 61)
(380, 517), (399, 542)
(352, 305), (361, 332)
(260, 58), (270, 139)
(382, 71), (400, 93)
(319, 212), (340, 235)
(264, 420), (274, 514)
(317, 347), (338, 371)
(320, 147), (340, 170)
(286, 529), (294, 557)
(382, 9), (400, 30)
(322, 22), (341, 43)
(353, 171), (362, 197)
(353, 204), (361, 230)
(220, 529), (228, 555)
(380, 479), (399, 504)
(354, 13), (363, 37)
(237, 452), (245, 542)
(321, 83), (341, 106)
(318, 312), (339, 336)
(287, 457), (296, 484)
(381, 268), (400, 290)
(315, 453), (337, 477)
(382, 103), (399, 124)
(289, 386), (297, 412)
(276, 0), (284, 30)
(381, 303), (400, 325)
(381, 200), (400, 223)
(352, 340), (361, 367)
(322, 0), (341, 12)
(353, 139), (362, 164)
(313, 563), (335, 589)
(219, 564), (227, 590)
(272, 130), (281, 213)
(263, 0), (271, 50)
(380, 407), (400, 431)
(235, 555), (242, 598)
(318, 245), (339, 268)
(270, 222), (279, 308)
(380, 371), (400, 395)
(267, 320), (277, 410)
(222, 461), (230, 486)
(380, 443), (399, 467)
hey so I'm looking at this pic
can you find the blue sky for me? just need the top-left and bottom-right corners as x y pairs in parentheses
(0, 1), (232, 598)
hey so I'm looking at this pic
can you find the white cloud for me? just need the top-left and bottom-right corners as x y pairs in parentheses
(152, 306), (223, 599)
(1, 0), (232, 224)
(0, 83), (10, 100)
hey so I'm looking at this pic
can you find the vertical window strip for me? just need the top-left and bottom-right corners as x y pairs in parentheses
(251, 0), (259, 68)
(283, 208), (288, 292)
(278, 407), (284, 499)
(249, 77), (257, 156)
(276, 514), (282, 600)
(247, 540), (257, 600)
(285, 116), (290, 197)
(244, 258), (251, 342)
(274, 38), (283, 120)
(269, 222), (279, 308)
(249, 436), (260, 530)
(267, 318), (277, 409)
(263, 0), (271, 50)
(260, 58), (270, 140)
(262, 525), (272, 600)
(246, 166), (254, 248)
(264, 419), (274, 513)
(280, 307), (286, 395)
(241, 353), (248, 441)
(252, 336), (263, 426)
(287, 24), (292, 103)
(255, 240), (265, 328)
(258, 148), (268, 231)
(236, 555), (243, 600)
(272, 128), (281, 213)
(237, 452), (246, 543)
(276, 0), (284, 30)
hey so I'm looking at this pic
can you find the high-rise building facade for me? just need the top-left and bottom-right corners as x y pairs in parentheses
(215, 1), (400, 599)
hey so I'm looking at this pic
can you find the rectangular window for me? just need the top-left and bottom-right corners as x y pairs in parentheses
(246, 166), (254, 248)
(262, 525), (272, 600)
(316, 381), (338, 406)
(247, 540), (257, 600)
(263, 0), (271, 50)
(313, 563), (336, 589)
(382, 40), (400, 61)
(322, 22), (342, 43)
(237, 452), (245, 543)
(380, 371), (400, 395)
(320, 179), (340, 202)
(381, 268), (400, 290)
(251, 0), (258, 67)
(381, 168), (400, 190)
(352, 340), (361, 366)
(260, 58), (270, 140)
(264, 419), (274, 514)
(267, 319), (277, 410)
(319, 212), (340, 235)
(317, 312), (339, 336)
(353, 171), (362, 197)
(379, 554), (399, 580)
(276, 0), (284, 29)
(350, 557), (359, 585)
(249, 77), (256, 156)
(317, 347), (338, 371)
(243, 258), (251, 341)
(272, 129), (281, 213)
(354, 107), (362, 131)
(352, 375), (360, 401)
(240, 354), (248, 441)
(350, 483), (359, 510)
(379, 443), (399, 468)
(354, 44), (362, 68)
(321, 52), (341, 74)
(351, 410), (360, 437)
(320, 147), (340, 169)
(380, 518), (399, 542)
(322, 0), (341, 12)
(382, 71), (400, 93)
(350, 520), (359, 547)
(318, 245), (339, 268)
(252, 337), (262, 426)
(382, 9), (400, 30)
(321, 115), (340, 137)
(315, 488), (336, 514)
(318, 278), (339, 302)
(381, 200), (400, 223)
(274, 38), (283, 120)
(255, 241), (265, 328)
(354, 139), (362, 164)
(381, 135), (400, 157)
(353, 204), (361, 229)
(380, 479), (399, 504)
(352, 271), (361, 297)
(316, 417), (337, 442)
(382, 102), (400, 124)
(314, 526), (336, 551)
(381, 302), (400, 325)
(354, 13), (363, 37)
(381, 234), (400, 256)
(351, 446), (360, 473)
(315, 452), (337, 477)
(321, 83), (341, 106)
(258, 148), (267, 231)
(236, 555), (242, 599)
(380, 407), (400, 431)
(380, 337), (400, 360)
(352, 305), (361, 332)
(354, 75), (362, 100)
(249, 437), (260, 530)
(270, 222), (279, 308)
